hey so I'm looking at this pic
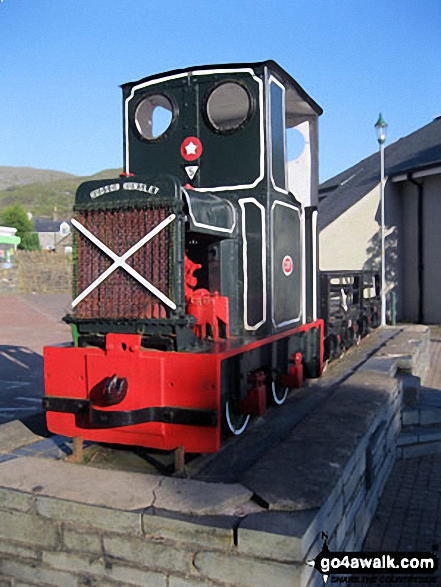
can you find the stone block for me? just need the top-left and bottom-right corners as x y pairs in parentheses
(397, 431), (418, 446)
(341, 524), (356, 552)
(303, 531), (322, 563)
(0, 510), (59, 548)
(369, 453), (394, 505)
(0, 456), (158, 511)
(325, 491), (344, 537)
(154, 476), (252, 515)
(0, 487), (34, 512)
(354, 498), (369, 536)
(335, 517), (347, 549)
(168, 576), (218, 587)
(418, 427), (441, 442)
(402, 410), (420, 426)
(344, 484), (365, 535)
(0, 539), (39, 561)
(42, 551), (166, 586)
(359, 357), (398, 377)
(301, 504), (333, 557)
(103, 535), (191, 574)
(402, 441), (441, 458)
(301, 562), (318, 587)
(399, 373), (421, 406)
(0, 560), (76, 587)
(62, 527), (102, 554)
(420, 408), (441, 426)
(0, 421), (41, 455)
(36, 495), (142, 535)
(387, 412), (401, 443)
(237, 510), (314, 562)
(343, 467), (363, 507)
(193, 551), (302, 587)
(142, 508), (235, 550)
(323, 478), (344, 517)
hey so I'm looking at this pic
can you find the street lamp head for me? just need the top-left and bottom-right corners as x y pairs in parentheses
(375, 113), (388, 145)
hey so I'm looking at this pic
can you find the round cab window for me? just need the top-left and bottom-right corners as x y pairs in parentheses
(135, 94), (174, 140)
(206, 82), (251, 132)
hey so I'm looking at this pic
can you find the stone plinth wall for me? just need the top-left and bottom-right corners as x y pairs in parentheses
(15, 251), (71, 294)
(0, 326), (430, 587)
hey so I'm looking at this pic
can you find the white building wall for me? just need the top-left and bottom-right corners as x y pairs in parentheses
(319, 185), (381, 271)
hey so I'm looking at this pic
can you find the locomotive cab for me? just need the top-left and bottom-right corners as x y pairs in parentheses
(120, 61), (322, 338)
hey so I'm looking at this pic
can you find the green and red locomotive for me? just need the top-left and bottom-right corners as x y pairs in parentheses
(43, 61), (378, 453)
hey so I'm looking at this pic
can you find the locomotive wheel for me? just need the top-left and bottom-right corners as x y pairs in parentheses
(271, 380), (289, 405)
(225, 399), (250, 435)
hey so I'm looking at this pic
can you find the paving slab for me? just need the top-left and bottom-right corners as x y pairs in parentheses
(0, 420), (42, 454)
(0, 456), (159, 510)
(358, 356), (398, 377)
(242, 371), (398, 510)
(154, 477), (253, 516)
(0, 455), (253, 516)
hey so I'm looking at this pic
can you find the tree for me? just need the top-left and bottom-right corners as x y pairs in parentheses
(1, 204), (40, 251)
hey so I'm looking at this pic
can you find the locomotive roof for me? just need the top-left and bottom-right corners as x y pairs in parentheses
(121, 60), (323, 118)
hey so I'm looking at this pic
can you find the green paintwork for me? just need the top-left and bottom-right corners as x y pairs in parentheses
(71, 323), (79, 347)
(0, 235), (20, 245)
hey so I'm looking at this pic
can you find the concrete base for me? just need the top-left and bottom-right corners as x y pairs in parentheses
(0, 326), (431, 587)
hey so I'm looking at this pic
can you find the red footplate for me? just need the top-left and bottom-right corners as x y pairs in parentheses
(44, 334), (221, 453)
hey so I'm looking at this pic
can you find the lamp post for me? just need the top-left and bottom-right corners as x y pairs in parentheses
(375, 113), (388, 326)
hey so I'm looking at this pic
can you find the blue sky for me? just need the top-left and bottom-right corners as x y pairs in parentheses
(1, 0), (440, 182)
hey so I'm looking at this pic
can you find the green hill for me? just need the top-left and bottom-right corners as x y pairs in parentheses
(0, 166), (75, 191)
(0, 166), (122, 219)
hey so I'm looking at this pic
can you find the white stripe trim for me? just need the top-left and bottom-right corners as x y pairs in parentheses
(271, 201), (302, 327)
(239, 198), (266, 331)
(301, 211), (306, 323)
(182, 187), (236, 234)
(312, 209), (318, 321)
(268, 75), (288, 195)
(71, 215), (177, 310)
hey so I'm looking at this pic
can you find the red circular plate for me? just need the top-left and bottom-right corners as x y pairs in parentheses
(181, 136), (203, 161)
(282, 255), (293, 276)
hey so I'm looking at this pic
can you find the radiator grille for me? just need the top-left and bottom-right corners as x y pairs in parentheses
(73, 205), (175, 320)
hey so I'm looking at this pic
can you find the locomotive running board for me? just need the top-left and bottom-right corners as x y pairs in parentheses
(42, 396), (217, 428)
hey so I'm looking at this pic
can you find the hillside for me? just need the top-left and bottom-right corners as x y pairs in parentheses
(0, 166), (75, 191)
(0, 167), (122, 219)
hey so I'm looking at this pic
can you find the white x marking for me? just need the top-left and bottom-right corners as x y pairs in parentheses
(71, 214), (177, 310)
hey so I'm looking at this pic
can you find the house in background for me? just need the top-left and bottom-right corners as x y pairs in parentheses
(33, 218), (72, 253)
(319, 116), (441, 324)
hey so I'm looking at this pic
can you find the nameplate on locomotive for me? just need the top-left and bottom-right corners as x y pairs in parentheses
(122, 182), (160, 195)
(89, 182), (160, 199)
(90, 183), (120, 199)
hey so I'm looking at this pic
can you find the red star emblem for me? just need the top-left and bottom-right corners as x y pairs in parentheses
(181, 136), (203, 161)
